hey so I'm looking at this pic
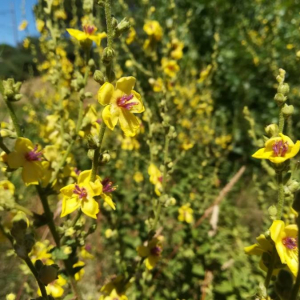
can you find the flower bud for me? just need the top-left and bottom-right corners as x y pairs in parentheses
(268, 205), (277, 220)
(274, 93), (287, 105)
(102, 47), (115, 65)
(38, 264), (59, 285)
(93, 70), (105, 85)
(265, 124), (279, 137)
(278, 83), (290, 95)
(101, 151), (111, 163)
(114, 18), (131, 37)
(287, 180), (300, 193)
(282, 104), (294, 118)
(87, 149), (95, 160)
(2, 78), (22, 102)
(111, 17), (118, 28)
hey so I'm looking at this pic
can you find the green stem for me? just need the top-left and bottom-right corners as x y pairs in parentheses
(61, 210), (82, 245)
(289, 216), (300, 300)
(105, 0), (113, 49)
(24, 256), (49, 300)
(4, 101), (22, 137)
(264, 247), (276, 289)
(14, 203), (33, 216)
(90, 122), (106, 181)
(279, 108), (284, 133)
(0, 139), (10, 154)
(276, 171), (284, 220)
(36, 186), (60, 247)
(152, 129), (170, 229)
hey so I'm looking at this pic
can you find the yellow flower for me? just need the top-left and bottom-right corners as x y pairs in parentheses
(198, 65), (212, 83)
(0, 180), (15, 194)
(148, 163), (163, 196)
(60, 170), (116, 219)
(73, 261), (85, 281)
(244, 234), (273, 256)
(126, 27), (136, 44)
(169, 38), (184, 60)
(6, 294), (16, 300)
(54, 10), (67, 20)
(252, 133), (300, 164)
(60, 170), (102, 219)
(18, 20), (28, 31)
(161, 58), (180, 78)
(270, 220), (298, 277)
(121, 136), (140, 150)
(178, 204), (194, 223)
(99, 275), (129, 300)
(38, 275), (66, 298)
(98, 77), (145, 137)
(23, 38), (30, 49)
(5, 138), (43, 186)
(149, 78), (164, 92)
(66, 25), (106, 46)
(36, 19), (45, 32)
(137, 237), (163, 270)
(30, 240), (54, 265)
(133, 172), (144, 183)
(143, 20), (163, 41)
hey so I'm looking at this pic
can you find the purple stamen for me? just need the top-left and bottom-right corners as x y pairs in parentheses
(96, 119), (102, 124)
(282, 237), (297, 250)
(85, 244), (92, 251)
(150, 246), (162, 256)
(101, 178), (117, 193)
(25, 145), (43, 161)
(74, 168), (81, 176)
(117, 94), (138, 110)
(83, 25), (95, 35)
(272, 140), (289, 157)
(158, 176), (163, 183)
(73, 184), (88, 199)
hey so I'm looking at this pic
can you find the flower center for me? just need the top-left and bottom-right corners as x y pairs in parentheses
(282, 236), (298, 250)
(101, 178), (117, 193)
(25, 145), (43, 161)
(117, 94), (137, 110)
(83, 25), (96, 35)
(73, 184), (88, 199)
(272, 140), (289, 157)
(150, 246), (162, 256)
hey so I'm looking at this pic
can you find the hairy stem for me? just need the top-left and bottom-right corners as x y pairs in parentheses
(4, 101), (22, 137)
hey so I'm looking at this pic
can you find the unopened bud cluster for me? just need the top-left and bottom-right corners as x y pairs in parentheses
(2, 79), (22, 102)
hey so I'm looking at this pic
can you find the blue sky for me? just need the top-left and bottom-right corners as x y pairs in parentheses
(0, 0), (39, 46)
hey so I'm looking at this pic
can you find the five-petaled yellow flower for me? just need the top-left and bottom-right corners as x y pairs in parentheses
(178, 204), (194, 224)
(143, 20), (163, 41)
(137, 237), (163, 270)
(5, 137), (43, 186)
(98, 77), (145, 137)
(270, 220), (298, 277)
(66, 25), (106, 46)
(60, 170), (115, 219)
(252, 133), (300, 164)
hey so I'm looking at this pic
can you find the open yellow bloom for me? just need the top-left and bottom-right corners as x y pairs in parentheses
(143, 20), (163, 41)
(169, 38), (184, 60)
(66, 25), (106, 46)
(270, 220), (298, 277)
(252, 133), (300, 164)
(99, 275), (128, 300)
(5, 138), (43, 186)
(161, 58), (180, 78)
(38, 275), (66, 298)
(98, 77), (145, 137)
(178, 204), (194, 223)
(137, 237), (163, 270)
(60, 170), (102, 219)
(18, 20), (28, 31)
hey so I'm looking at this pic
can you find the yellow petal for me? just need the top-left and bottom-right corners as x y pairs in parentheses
(89, 180), (103, 196)
(15, 137), (33, 152)
(137, 245), (150, 257)
(129, 90), (145, 114)
(78, 170), (92, 184)
(252, 148), (272, 159)
(145, 255), (159, 270)
(244, 244), (264, 255)
(22, 161), (43, 186)
(284, 225), (298, 238)
(101, 193), (116, 210)
(61, 196), (80, 217)
(279, 133), (295, 146)
(6, 151), (26, 169)
(269, 156), (289, 164)
(116, 77), (136, 95)
(60, 184), (76, 197)
(98, 82), (114, 106)
(81, 198), (99, 219)
(118, 109), (140, 137)
(287, 140), (300, 159)
(270, 220), (285, 243)
(66, 29), (87, 41)
(102, 105), (119, 131)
